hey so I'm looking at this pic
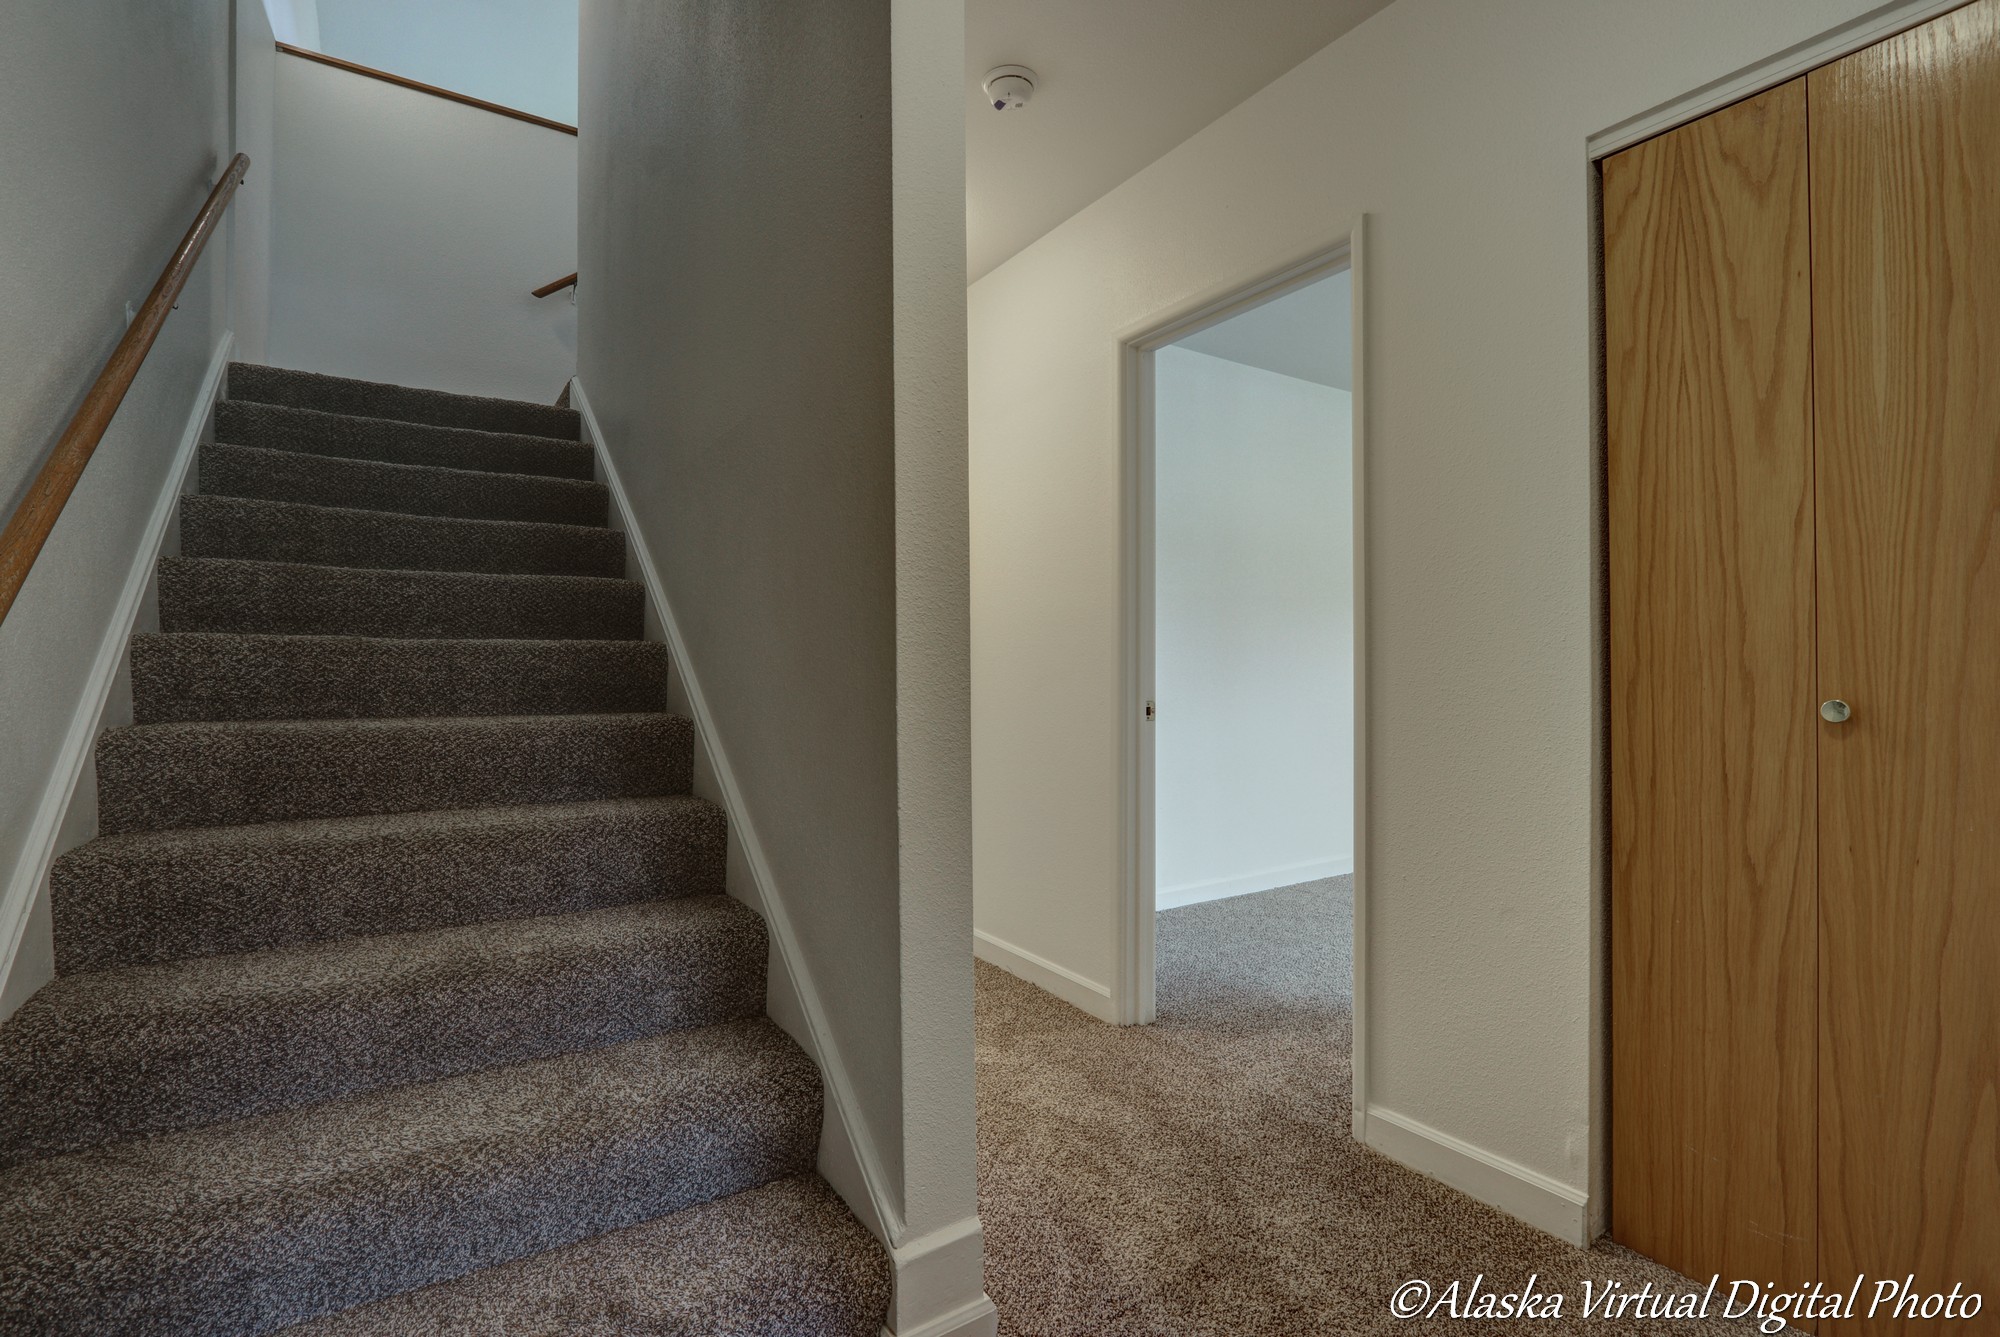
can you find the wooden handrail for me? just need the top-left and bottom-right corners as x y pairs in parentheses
(277, 43), (578, 136)
(533, 272), (578, 298)
(0, 153), (250, 629)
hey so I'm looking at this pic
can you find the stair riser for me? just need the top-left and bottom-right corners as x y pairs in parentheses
(96, 716), (694, 834)
(278, 1175), (892, 1336)
(198, 444), (609, 527)
(228, 363), (581, 439)
(180, 496), (627, 579)
(216, 400), (594, 480)
(157, 558), (644, 640)
(53, 799), (727, 972)
(0, 362), (854, 1337)
(0, 1029), (818, 1337)
(131, 635), (670, 724)
(0, 905), (767, 1167)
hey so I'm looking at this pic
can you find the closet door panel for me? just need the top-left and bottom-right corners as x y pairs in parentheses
(1604, 79), (1818, 1288)
(1809, 2), (2000, 1321)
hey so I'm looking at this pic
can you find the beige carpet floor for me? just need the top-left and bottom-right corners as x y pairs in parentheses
(975, 877), (1766, 1336)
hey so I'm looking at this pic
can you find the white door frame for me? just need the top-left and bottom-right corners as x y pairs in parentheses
(1114, 219), (1369, 1119)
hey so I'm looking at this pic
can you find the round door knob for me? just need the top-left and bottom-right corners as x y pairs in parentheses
(1821, 699), (1852, 723)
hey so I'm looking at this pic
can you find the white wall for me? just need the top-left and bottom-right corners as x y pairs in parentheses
(969, 0), (1900, 1240)
(0, 0), (238, 1015)
(263, 0), (320, 49)
(232, 0), (278, 366)
(1154, 347), (1351, 908)
(578, 1), (988, 1332)
(315, 0), (578, 126)
(266, 51), (577, 401)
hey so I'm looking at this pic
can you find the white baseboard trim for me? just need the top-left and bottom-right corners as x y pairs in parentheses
(571, 378), (908, 1254)
(882, 1214), (997, 1337)
(885, 1295), (999, 1337)
(0, 333), (233, 1020)
(973, 928), (1119, 1024)
(1362, 1104), (1591, 1247)
(1156, 855), (1353, 910)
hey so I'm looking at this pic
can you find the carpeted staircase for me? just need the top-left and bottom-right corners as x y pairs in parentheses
(0, 365), (891, 1335)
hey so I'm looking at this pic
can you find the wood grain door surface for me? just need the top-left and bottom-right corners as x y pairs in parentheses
(1809, 3), (2000, 1328)
(1604, 78), (1820, 1290)
(1608, 3), (2000, 1322)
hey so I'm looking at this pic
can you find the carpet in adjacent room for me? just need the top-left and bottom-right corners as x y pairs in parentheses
(974, 877), (1766, 1336)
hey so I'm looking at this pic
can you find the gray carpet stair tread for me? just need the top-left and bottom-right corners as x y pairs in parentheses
(180, 494), (627, 579)
(0, 897), (767, 1167)
(216, 399), (594, 479)
(52, 796), (727, 973)
(0, 362), (842, 1334)
(158, 557), (645, 640)
(199, 442), (609, 527)
(0, 1019), (819, 1337)
(229, 363), (580, 439)
(277, 1174), (891, 1337)
(95, 712), (694, 833)
(131, 633), (670, 723)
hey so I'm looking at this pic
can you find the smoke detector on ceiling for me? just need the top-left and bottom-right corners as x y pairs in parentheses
(983, 65), (1036, 112)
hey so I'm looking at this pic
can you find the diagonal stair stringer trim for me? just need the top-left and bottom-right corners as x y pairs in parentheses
(0, 333), (233, 1021)
(571, 376), (902, 1250)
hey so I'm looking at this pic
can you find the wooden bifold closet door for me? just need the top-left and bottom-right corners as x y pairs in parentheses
(1808, 3), (2000, 1317)
(1606, 2), (1999, 1329)
(1605, 75), (1820, 1291)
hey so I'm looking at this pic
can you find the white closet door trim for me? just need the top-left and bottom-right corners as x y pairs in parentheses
(1587, 0), (1969, 158)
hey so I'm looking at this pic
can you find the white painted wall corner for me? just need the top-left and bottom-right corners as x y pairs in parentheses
(576, 377), (991, 1332)
(262, 0), (321, 51)
(0, 332), (234, 1021)
(573, 375), (895, 1233)
(1361, 1104), (1592, 1247)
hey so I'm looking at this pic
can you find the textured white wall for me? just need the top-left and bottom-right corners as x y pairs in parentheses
(0, 0), (236, 1014)
(969, 0), (1895, 1227)
(577, 0), (982, 1326)
(1155, 347), (1352, 907)
(232, 0), (278, 366)
(266, 52), (577, 402)
(314, 0), (578, 125)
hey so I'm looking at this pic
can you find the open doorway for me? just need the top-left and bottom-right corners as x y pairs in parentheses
(1122, 241), (1361, 1039)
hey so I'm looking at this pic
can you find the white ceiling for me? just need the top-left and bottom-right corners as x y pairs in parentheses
(965, 0), (1394, 282)
(1177, 269), (1351, 390)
